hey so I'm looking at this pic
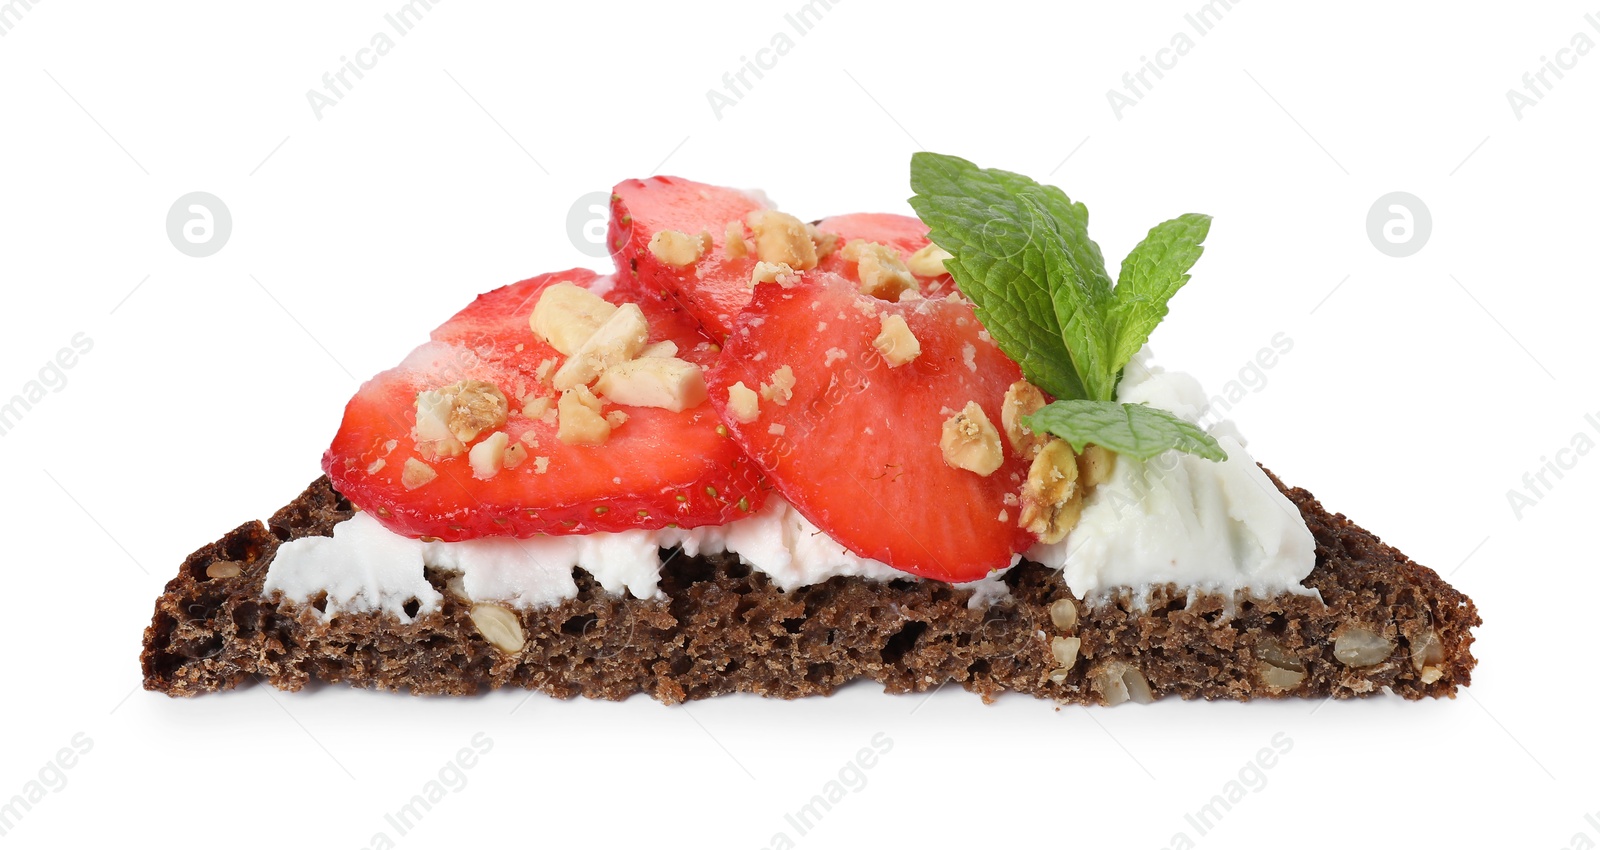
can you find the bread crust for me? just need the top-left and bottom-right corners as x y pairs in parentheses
(141, 473), (1479, 704)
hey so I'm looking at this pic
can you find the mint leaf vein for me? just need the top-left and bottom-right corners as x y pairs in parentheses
(1023, 400), (1228, 462)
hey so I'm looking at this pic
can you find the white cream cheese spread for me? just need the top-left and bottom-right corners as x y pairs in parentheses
(1025, 354), (1318, 604)
(266, 352), (1314, 619)
(265, 495), (1011, 620)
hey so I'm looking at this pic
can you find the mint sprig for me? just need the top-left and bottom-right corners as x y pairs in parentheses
(1022, 401), (1227, 462)
(907, 157), (1093, 401)
(909, 152), (1225, 463)
(1108, 213), (1212, 375)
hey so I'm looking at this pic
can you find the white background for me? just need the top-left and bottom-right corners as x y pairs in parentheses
(1, 1), (1595, 847)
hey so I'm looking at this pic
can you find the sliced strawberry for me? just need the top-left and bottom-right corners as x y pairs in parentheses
(610, 176), (766, 341)
(325, 268), (766, 541)
(706, 273), (1034, 582)
(813, 212), (954, 296)
(612, 178), (959, 342)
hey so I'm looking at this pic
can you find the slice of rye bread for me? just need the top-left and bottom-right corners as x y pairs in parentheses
(141, 472), (1480, 704)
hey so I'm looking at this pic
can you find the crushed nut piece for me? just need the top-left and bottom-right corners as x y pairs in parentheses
(594, 356), (709, 412)
(726, 381), (760, 423)
(401, 457), (437, 490)
(468, 431), (511, 480)
(553, 302), (651, 390)
(446, 380), (508, 443)
(533, 360), (557, 387)
(872, 313), (921, 367)
(531, 282), (619, 356)
(414, 379), (509, 458)
(557, 385), (612, 446)
(533, 456), (550, 474)
(1334, 626), (1396, 667)
(1020, 438), (1083, 543)
(751, 261), (798, 287)
(940, 401), (1004, 476)
(605, 410), (629, 429)
(470, 604), (527, 654)
(1078, 445), (1116, 487)
(906, 243), (954, 277)
(724, 221), (751, 259)
(1049, 598), (1079, 631)
(1000, 380), (1047, 456)
(639, 340), (678, 359)
(522, 396), (552, 418)
(842, 239), (918, 300)
(503, 440), (528, 469)
(747, 210), (818, 270)
(759, 365), (796, 405)
(807, 223), (840, 259)
(648, 229), (710, 267)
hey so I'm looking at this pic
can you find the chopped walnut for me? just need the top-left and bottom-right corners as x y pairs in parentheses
(639, 340), (679, 359)
(401, 457), (437, 490)
(530, 282), (618, 356)
(414, 380), (508, 458)
(906, 243), (954, 277)
(807, 223), (840, 259)
(552, 303), (650, 390)
(594, 356), (709, 412)
(1000, 380), (1047, 457)
(726, 381), (760, 423)
(724, 220), (751, 259)
(1077, 445), (1116, 487)
(939, 401), (1003, 476)
(522, 396), (552, 418)
(557, 385), (611, 446)
(751, 261), (798, 287)
(759, 365), (796, 406)
(842, 239), (918, 300)
(747, 210), (818, 270)
(1019, 438), (1082, 544)
(503, 440), (529, 470)
(648, 229), (710, 267)
(872, 313), (921, 367)
(468, 431), (511, 480)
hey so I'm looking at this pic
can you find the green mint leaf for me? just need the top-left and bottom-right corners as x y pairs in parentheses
(1107, 213), (1211, 373)
(1021, 194), (1118, 402)
(909, 153), (1088, 400)
(1023, 399), (1228, 462)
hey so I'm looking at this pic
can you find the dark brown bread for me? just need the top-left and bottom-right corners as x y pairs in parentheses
(141, 473), (1479, 704)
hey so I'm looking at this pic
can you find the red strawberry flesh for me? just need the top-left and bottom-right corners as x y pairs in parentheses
(611, 179), (956, 342)
(706, 273), (1034, 582)
(325, 268), (765, 541)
